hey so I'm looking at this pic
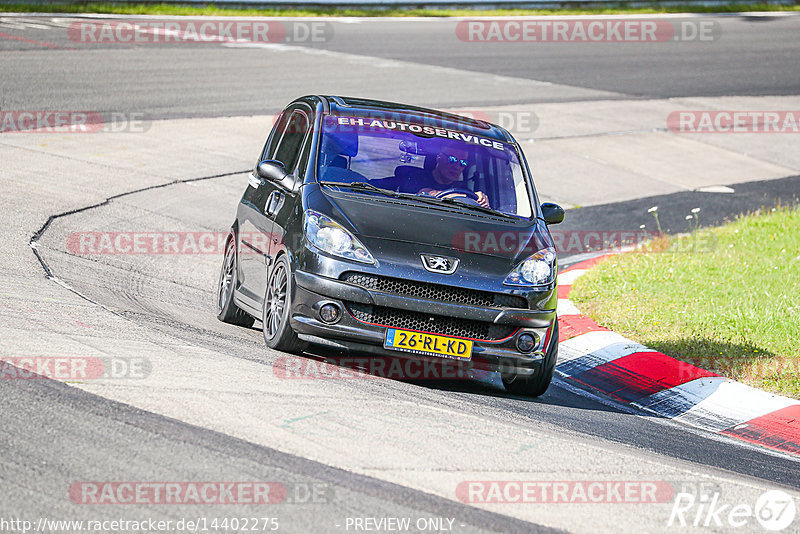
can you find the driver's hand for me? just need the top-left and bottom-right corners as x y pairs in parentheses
(418, 188), (440, 196)
(475, 191), (490, 208)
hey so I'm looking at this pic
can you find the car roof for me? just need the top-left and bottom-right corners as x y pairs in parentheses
(316, 95), (514, 143)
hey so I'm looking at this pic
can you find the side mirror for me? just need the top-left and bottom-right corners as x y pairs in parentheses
(257, 160), (288, 182)
(541, 203), (565, 225)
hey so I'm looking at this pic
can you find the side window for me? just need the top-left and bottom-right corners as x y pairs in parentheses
(272, 111), (310, 172)
(261, 111), (289, 163)
(294, 129), (313, 180)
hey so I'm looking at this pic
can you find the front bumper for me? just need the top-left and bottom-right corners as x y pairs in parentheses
(290, 269), (556, 375)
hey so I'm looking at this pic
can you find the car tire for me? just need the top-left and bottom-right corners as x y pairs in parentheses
(217, 236), (255, 328)
(502, 321), (558, 397)
(262, 254), (307, 354)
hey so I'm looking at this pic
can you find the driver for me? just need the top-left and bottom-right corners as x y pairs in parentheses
(417, 143), (490, 208)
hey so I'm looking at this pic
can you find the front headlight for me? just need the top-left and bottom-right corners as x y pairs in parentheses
(503, 247), (557, 286)
(303, 209), (375, 264)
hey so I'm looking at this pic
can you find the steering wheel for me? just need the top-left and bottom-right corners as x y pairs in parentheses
(434, 188), (479, 200)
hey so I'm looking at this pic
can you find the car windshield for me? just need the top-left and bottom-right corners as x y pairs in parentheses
(316, 115), (534, 218)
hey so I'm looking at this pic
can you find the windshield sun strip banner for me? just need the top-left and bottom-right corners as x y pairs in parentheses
(329, 115), (508, 151)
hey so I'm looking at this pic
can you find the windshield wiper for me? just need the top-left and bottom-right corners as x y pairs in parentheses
(318, 181), (400, 198)
(438, 197), (517, 220)
(319, 181), (516, 219)
(319, 182), (446, 208)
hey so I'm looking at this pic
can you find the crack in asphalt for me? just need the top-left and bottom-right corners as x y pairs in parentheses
(28, 168), (248, 289)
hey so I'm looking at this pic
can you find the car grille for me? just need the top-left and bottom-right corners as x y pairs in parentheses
(345, 302), (516, 341)
(341, 272), (527, 309)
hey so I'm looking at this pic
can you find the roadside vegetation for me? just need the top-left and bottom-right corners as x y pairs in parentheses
(570, 205), (800, 399)
(3, 2), (800, 17)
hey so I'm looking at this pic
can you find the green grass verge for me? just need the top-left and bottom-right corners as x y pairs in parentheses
(2, 2), (799, 17)
(570, 205), (800, 399)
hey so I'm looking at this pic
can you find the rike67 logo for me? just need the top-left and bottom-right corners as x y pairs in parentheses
(669, 489), (796, 531)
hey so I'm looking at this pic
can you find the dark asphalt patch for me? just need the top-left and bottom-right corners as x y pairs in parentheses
(560, 174), (800, 235)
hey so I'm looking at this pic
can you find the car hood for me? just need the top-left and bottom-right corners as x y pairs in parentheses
(322, 190), (552, 263)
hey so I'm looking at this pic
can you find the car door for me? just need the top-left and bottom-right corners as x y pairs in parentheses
(265, 105), (313, 263)
(237, 110), (290, 308)
(237, 106), (311, 310)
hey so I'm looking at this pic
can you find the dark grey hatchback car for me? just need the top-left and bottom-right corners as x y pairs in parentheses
(217, 95), (565, 396)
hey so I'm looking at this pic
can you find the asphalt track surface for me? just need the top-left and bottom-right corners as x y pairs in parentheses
(2, 12), (800, 534)
(2, 367), (559, 533)
(14, 166), (800, 533)
(29, 170), (800, 485)
(1, 14), (799, 118)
